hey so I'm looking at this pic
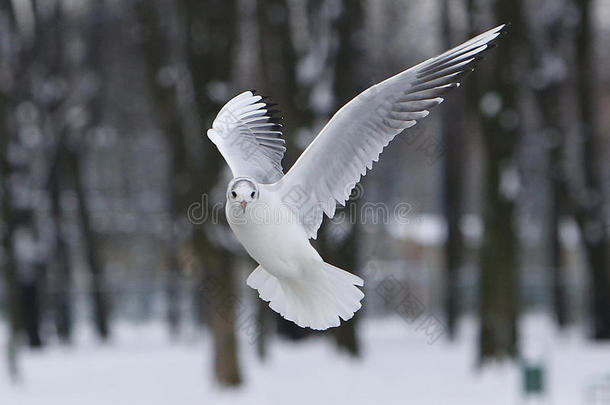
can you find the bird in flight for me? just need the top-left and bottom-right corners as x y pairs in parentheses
(206, 24), (505, 330)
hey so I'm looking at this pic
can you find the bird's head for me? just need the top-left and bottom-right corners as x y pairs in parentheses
(227, 177), (259, 214)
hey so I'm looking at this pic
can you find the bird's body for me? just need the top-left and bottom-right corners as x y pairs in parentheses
(225, 178), (364, 329)
(226, 182), (317, 280)
(206, 24), (506, 330)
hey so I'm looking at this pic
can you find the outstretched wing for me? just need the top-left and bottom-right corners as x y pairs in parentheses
(276, 24), (506, 239)
(207, 91), (285, 183)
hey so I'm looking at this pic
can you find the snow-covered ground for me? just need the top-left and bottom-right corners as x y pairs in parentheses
(2, 314), (610, 405)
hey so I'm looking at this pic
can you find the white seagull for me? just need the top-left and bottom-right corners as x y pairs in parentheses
(206, 24), (505, 330)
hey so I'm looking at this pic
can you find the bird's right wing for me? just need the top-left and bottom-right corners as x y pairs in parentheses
(275, 24), (506, 239)
(207, 91), (285, 184)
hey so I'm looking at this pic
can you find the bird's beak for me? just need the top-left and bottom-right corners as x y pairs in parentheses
(240, 200), (247, 213)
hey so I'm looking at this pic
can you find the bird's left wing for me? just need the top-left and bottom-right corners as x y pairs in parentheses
(207, 91), (285, 183)
(275, 24), (506, 239)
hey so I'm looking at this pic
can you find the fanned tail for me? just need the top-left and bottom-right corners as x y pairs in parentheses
(246, 263), (364, 330)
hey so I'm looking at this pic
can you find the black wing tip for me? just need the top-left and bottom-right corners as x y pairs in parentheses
(262, 98), (279, 113)
(246, 90), (283, 124)
(248, 90), (280, 110)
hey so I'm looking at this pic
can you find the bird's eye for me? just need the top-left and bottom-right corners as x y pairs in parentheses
(231, 191), (237, 198)
(250, 191), (256, 198)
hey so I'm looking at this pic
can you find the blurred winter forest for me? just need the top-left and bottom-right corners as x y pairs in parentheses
(1, 0), (610, 403)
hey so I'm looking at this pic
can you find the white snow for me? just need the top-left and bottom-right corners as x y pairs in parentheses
(1, 314), (609, 405)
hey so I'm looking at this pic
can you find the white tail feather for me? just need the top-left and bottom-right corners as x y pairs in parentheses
(246, 263), (364, 330)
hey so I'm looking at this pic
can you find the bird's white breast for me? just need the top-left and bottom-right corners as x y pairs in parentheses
(226, 186), (320, 279)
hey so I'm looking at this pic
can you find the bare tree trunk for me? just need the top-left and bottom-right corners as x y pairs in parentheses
(0, 98), (23, 380)
(69, 0), (113, 341)
(0, 0), (48, 365)
(548, 157), (568, 327)
(165, 252), (182, 336)
(440, 0), (465, 340)
(134, 0), (190, 337)
(68, 147), (110, 340)
(0, 0), (21, 380)
(528, 1), (570, 327)
(181, 0), (242, 386)
(256, 298), (269, 360)
(36, 0), (75, 344)
(473, 0), (524, 362)
(196, 238), (242, 385)
(20, 272), (43, 348)
(1, 169), (22, 380)
(5, 135), (42, 349)
(48, 147), (74, 342)
(573, 0), (610, 339)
